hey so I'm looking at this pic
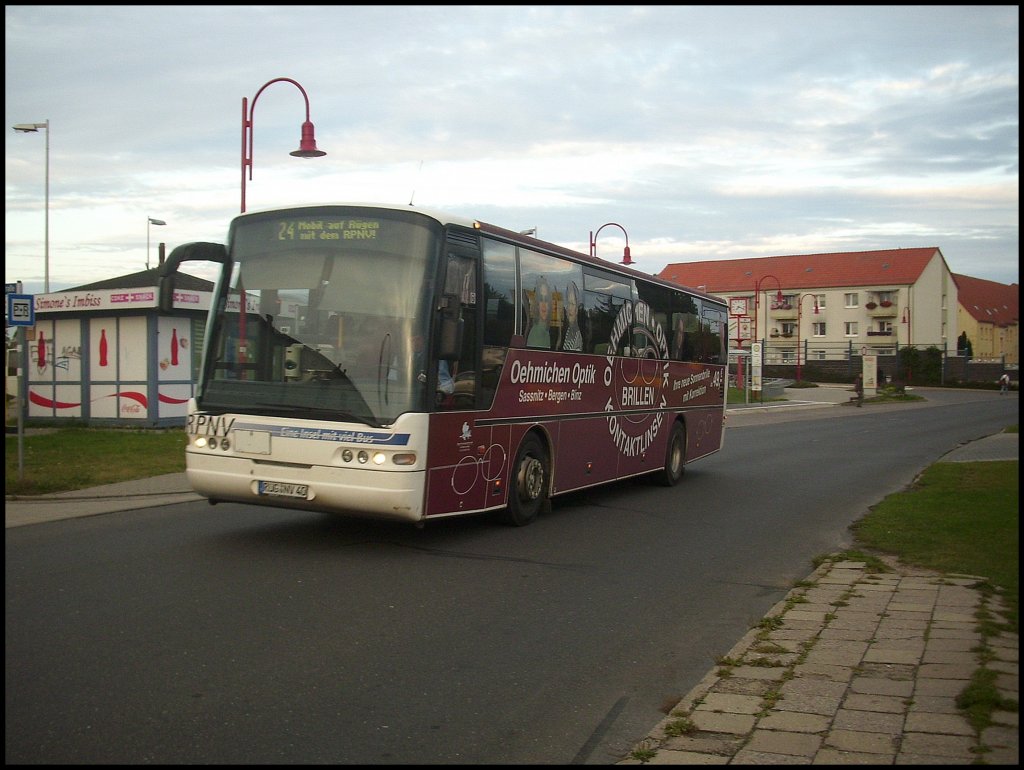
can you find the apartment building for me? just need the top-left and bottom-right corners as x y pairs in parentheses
(953, 273), (1019, 366)
(658, 247), (958, 368)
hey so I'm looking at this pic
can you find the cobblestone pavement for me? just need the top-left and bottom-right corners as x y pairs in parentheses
(619, 557), (1019, 765)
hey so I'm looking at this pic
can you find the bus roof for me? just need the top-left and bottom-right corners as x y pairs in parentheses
(234, 202), (725, 305)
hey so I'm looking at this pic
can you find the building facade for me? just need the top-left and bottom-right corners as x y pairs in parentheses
(658, 247), (968, 382)
(952, 273), (1019, 366)
(10, 268), (214, 427)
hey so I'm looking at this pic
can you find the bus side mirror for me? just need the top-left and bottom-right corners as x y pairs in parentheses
(158, 241), (228, 313)
(438, 293), (463, 360)
(158, 274), (176, 313)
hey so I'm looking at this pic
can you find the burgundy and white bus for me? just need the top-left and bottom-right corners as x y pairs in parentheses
(159, 203), (728, 526)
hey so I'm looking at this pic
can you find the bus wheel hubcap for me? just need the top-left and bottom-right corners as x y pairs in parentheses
(519, 457), (543, 500)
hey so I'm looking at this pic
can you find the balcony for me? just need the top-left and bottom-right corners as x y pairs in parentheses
(865, 301), (897, 317)
(769, 303), (797, 319)
(866, 330), (893, 336)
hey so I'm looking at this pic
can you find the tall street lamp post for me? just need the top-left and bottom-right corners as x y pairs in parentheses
(902, 304), (912, 386)
(241, 77), (326, 213)
(589, 222), (632, 265)
(752, 275), (783, 347)
(796, 293), (820, 382)
(12, 120), (50, 292)
(147, 217), (167, 270)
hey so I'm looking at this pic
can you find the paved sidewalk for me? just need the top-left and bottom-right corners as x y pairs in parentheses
(620, 557), (1019, 765)
(4, 471), (201, 528)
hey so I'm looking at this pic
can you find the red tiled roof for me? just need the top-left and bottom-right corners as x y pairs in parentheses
(658, 248), (941, 293)
(953, 273), (1019, 327)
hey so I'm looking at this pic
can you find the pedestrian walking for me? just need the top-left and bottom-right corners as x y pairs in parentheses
(854, 373), (864, 407)
(999, 373), (1010, 394)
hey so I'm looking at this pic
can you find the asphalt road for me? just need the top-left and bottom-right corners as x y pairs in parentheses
(5, 388), (1018, 764)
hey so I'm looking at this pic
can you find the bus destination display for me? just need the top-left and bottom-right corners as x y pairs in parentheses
(276, 218), (381, 242)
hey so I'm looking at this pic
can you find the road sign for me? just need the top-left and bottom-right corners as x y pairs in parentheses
(7, 294), (35, 326)
(5, 282), (22, 294)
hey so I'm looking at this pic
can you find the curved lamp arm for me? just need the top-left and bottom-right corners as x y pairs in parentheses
(241, 77), (326, 213)
(589, 222), (632, 265)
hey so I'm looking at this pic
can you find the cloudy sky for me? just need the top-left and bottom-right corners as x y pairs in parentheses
(5, 5), (1019, 295)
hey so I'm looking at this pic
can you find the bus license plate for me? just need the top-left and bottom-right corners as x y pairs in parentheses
(257, 481), (309, 499)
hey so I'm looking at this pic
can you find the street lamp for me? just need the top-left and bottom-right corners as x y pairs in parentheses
(752, 275), (784, 347)
(902, 304), (912, 386)
(796, 293), (820, 382)
(589, 222), (632, 265)
(241, 77), (326, 213)
(147, 217), (167, 270)
(12, 120), (50, 292)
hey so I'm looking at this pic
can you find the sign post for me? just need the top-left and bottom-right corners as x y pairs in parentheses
(6, 291), (34, 480)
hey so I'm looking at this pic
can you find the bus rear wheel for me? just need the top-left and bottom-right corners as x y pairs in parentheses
(500, 434), (550, 526)
(656, 421), (686, 487)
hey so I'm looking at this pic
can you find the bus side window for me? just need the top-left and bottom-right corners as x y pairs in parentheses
(525, 276), (555, 349)
(439, 246), (479, 411)
(672, 312), (698, 361)
(480, 237), (515, 409)
(481, 238), (515, 348)
(560, 279), (584, 352)
(584, 290), (610, 354)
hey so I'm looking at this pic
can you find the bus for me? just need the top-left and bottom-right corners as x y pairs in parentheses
(158, 203), (728, 526)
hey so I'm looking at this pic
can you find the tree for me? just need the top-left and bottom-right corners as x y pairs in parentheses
(957, 331), (973, 357)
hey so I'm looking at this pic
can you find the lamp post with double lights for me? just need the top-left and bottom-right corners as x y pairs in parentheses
(795, 293), (820, 382)
(241, 77), (326, 213)
(12, 120), (50, 292)
(589, 222), (632, 265)
(146, 217), (166, 270)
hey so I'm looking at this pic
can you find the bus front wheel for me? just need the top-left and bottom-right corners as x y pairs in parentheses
(656, 421), (686, 487)
(501, 434), (550, 526)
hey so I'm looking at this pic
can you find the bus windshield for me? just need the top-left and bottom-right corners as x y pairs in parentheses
(197, 206), (441, 426)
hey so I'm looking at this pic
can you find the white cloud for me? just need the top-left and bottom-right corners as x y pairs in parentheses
(4, 5), (1019, 292)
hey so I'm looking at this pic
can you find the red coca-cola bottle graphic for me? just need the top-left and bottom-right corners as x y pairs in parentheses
(37, 330), (46, 368)
(99, 328), (109, 367)
(170, 328), (179, 366)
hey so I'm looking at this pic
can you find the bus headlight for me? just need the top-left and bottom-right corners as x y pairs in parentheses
(357, 450), (369, 464)
(392, 453), (417, 466)
(194, 436), (208, 449)
(372, 452), (387, 465)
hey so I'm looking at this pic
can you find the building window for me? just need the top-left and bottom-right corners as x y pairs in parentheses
(781, 349), (796, 364)
(844, 293), (858, 308)
(879, 321), (893, 333)
(812, 322), (826, 337)
(781, 322), (795, 336)
(815, 294), (826, 310)
(811, 349), (827, 360)
(845, 322), (858, 336)
(877, 291), (894, 305)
